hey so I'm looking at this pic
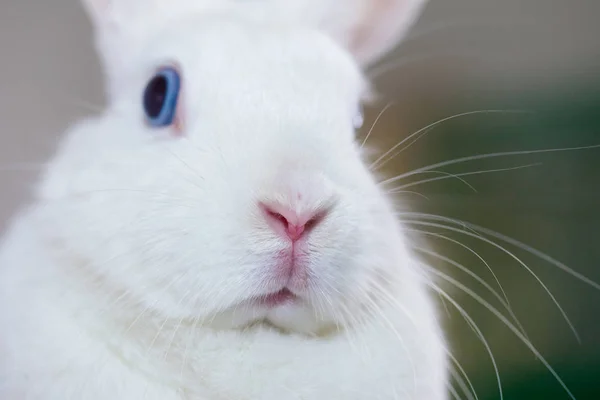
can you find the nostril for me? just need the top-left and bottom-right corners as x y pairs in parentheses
(304, 211), (326, 232)
(259, 202), (326, 241)
(260, 204), (292, 236)
(266, 209), (289, 228)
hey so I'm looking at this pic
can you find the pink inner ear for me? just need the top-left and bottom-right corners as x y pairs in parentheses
(347, 0), (418, 65)
(347, 0), (395, 62)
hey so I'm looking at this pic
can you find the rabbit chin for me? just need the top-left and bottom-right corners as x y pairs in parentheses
(193, 257), (395, 337)
(205, 297), (334, 335)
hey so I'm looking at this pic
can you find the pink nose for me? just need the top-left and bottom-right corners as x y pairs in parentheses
(260, 202), (325, 241)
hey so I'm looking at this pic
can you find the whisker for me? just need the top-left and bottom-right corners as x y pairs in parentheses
(448, 367), (475, 400)
(392, 190), (431, 201)
(362, 273), (476, 399)
(180, 314), (202, 385)
(366, 270), (480, 400)
(388, 163), (541, 192)
(414, 231), (509, 304)
(162, 293), (197, 362)
(427, 280), (503, 400)
(459, 218), (600, 291)
(412, 244), (528, 339)
(416, 239), (527, 337)
(448, 384), (463, 400)
(438, 293), (452, 319)
(386, 170), (477, 193)
(359, 284), (419, 395)
(426, 266), (577, 400)
(122, 269), (191, 337)
(402, 217), (581, 343)
(409, 229), (529, 342)
(448, 356), (478, 400)
(360, 102), (396, 149)
(160, 146), (207, 191)
(370, 127), (434, 171)
(312, 285), (328, 325)
(370, 109), (529, 171)
(320, 280), (372, 363)
(381, 143), (600, 186)
(406, 210), (600, 312)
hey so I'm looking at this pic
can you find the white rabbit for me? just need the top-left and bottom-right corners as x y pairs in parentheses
(0, 0), (448, 399)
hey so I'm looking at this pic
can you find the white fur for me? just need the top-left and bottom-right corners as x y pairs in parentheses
(0, 1), (447, 399)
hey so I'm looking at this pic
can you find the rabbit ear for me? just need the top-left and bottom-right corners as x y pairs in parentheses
(79, 0), (161, 99)
(314, 0), (428, 66)
(80, 0), (151, 26)
(81, 0), (174, 36)
(81, 1), (426, 64)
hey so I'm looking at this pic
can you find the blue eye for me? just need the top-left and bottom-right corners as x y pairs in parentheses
(143, 67), (181, 127)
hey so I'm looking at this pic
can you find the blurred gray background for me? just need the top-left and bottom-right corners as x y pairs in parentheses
(1, 0), (599, 399)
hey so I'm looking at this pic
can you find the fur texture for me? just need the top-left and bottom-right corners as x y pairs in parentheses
(0, 1), (447, 399)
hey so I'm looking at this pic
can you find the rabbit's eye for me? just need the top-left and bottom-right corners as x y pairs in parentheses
(143, 67), (181, 127)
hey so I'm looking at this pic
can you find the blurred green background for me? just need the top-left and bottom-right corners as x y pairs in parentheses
(1, 0), (599, 399)
(361, 1), (600, 397)
(359, 88), (600, 399)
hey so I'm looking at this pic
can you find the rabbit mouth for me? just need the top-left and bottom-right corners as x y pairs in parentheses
(252, 288), (299, 308)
